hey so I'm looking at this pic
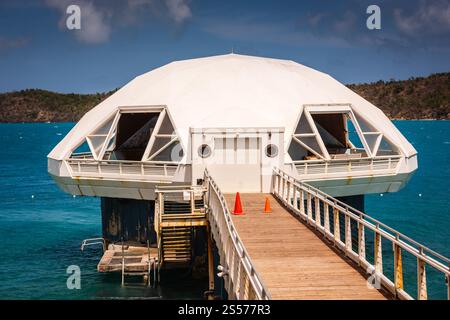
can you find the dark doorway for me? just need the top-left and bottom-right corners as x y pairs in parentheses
(311, 113), (348, 155)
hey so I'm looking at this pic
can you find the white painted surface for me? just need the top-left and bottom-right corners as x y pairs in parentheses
(48, 54), (417, 162)
(190, 128), (284, 193)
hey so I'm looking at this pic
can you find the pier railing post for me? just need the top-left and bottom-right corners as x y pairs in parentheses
(286, 180), (291, 204)
(417, 255), (428, 300)
(315, 197), (321, 229)
(299, 190), (305, 216)
(345, 213), (351, 253)
(324, 203), (330, 235)
(333, 207), (340, 243)
(394, 243), (404, 296)
(307, 193), (313, 223)
(277, 172), (281, 195)
(358, 218), (366, 263)
(374, 230), (383, 274)
(293, 186), (298, 210)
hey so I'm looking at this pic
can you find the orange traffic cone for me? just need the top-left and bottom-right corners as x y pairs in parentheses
(264, 196), (272, 213)
(233, 192), (244, 215)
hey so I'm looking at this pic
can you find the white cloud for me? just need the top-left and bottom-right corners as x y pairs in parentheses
(394, 0), (450, 35)
(165, 0), (192, 23)
(45, 0), (193, 44)
(45, 0), (110, 44)
(73, 1), (111, 44)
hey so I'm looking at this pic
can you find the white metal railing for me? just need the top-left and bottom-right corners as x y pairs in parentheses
(272, 168), (450, 300)
(204, 169), (271, 300)
(154, 185), (207, 232)
(80, 237), (105, 251)
(65, 158), (178, 181)
(70, 152), (96, 160)
(293, 155), (401, 177)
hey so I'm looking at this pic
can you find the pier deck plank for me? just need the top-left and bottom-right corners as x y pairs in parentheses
(225, 193), (390, 300)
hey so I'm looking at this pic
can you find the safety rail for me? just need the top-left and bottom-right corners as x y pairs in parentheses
(293, 155), (401, 177)
(272, 168), (450, 300)
(65, 158), (178, 181)
(155, 186), (207, 229)
(204, 169), (271, 300)
(70, 152), (96, 160)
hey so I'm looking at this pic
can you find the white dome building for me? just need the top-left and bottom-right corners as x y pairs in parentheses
(48, 53), (417, 199)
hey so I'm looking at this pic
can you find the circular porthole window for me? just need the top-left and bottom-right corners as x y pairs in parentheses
(198, 144), (212, 158)
(265, 144), (278, 158)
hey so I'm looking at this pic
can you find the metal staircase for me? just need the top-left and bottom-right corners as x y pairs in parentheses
(155, 186), (207, 267)
(160, 227), (193, 263)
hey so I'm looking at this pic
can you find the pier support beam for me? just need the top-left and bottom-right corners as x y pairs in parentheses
(336, 195), (364, 212)
(205, 223), (215, 299)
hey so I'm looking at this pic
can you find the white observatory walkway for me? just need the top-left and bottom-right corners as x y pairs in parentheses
(204, 169), (450, 300)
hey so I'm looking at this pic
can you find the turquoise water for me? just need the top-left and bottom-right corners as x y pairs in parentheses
(0, 121), (448, 299)
(0, 122), (207, 300)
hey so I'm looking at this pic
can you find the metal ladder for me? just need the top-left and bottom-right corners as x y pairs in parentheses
(121, 240), (159, 288)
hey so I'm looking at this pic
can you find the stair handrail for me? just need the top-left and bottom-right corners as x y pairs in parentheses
(80, 237), (105, 252)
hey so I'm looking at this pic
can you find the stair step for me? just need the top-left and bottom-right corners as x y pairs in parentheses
(163, 251), (191, 255)
(162, 232), (192, 236)
(123, 272), (149, 276)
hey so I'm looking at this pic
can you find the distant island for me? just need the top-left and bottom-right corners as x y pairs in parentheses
(0, 72), (448, 122)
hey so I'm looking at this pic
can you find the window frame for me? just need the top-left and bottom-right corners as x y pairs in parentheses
(289, 104), (382, 161)
(68, 105), (185, 164)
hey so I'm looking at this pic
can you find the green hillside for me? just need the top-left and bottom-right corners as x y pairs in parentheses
(0, 72), (448, 122)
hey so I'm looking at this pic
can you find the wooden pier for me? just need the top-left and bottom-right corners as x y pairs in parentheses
(225, 193), (389, 300)
(95, 169), (449, 299)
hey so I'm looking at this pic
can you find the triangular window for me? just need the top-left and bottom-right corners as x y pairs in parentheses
(290, 113), (328, 160)
(143, 111), (183, 163)
(72, 139), (91, 158)
(70, 113), (117, 160)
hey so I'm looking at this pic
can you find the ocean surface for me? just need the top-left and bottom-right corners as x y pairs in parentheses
(0, 121), (448, 300)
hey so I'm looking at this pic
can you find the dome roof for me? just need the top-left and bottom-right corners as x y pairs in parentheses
(48, 53), (416, 160)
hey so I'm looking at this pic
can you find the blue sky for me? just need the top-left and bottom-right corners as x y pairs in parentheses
(0, 0), (449, 93)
